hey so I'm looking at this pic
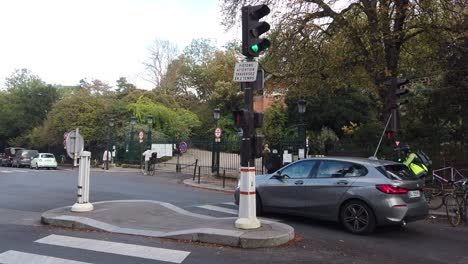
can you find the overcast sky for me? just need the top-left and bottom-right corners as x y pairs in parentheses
(0, 0), (238, 90)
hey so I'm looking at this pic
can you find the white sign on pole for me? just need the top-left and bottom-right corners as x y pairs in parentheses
(66, 129), (84, 159)
(138, 131), (144, 143)
(214, 127), (222, 138)
(233, 61), (259, 82)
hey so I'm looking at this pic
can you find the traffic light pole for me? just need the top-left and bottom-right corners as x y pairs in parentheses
(235, 59), (260, 230)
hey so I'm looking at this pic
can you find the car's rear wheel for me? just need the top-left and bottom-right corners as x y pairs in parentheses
(340, 200), (376, 235)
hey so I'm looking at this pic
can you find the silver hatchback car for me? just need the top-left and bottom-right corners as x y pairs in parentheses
(234, 157), (428, 234)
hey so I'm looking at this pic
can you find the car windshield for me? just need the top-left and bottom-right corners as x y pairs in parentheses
(377, 164), (418, 180)
(42, 154), (54, 158)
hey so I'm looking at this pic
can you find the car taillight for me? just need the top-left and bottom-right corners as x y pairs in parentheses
(376, 185), (408, 194)
(19, 157), (24, 160)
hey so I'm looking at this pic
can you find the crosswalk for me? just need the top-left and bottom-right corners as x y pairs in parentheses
(0, 234), (191, 264)
(185, 202), (281, 222)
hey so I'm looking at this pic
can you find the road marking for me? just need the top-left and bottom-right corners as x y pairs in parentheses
(222, 202), (236, 206)
(0, 250), (92, 264)
(196, 205), (238, 215)
(35, 235), (190, 263)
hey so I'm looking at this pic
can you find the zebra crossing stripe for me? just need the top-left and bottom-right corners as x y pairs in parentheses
(35, 235), (190, 263)
(0, 250), (92, 264)
(196, 205), (238, 215)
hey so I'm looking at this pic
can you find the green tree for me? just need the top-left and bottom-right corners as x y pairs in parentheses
(262, 102), (287, 146)
(0, 69), (59, 147)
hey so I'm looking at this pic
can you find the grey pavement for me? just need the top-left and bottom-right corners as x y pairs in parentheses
(41, 200), (294, 249)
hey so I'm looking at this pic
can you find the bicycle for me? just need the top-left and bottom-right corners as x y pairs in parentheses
(148, 158), (156, 176)
(445, 180), (468, 227)
(423, 167), (467, 209)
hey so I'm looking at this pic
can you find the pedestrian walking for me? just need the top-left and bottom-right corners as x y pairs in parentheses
(266, 149), (282, 174)
(142, 147), (153, 175)
(102, 150), (110, 169)
(262, 143), (271, 172)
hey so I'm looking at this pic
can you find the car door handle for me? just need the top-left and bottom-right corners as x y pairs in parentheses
(294, 180), (304, 185)
(336, 180), (349, 185)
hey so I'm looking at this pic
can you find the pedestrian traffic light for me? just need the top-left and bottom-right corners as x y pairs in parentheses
(233, 108), (249, 127)
(241, 4), (271, 57)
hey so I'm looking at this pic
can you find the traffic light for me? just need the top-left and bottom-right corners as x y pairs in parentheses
(233, 108), (249, 127)
(241, 5), (271, 57)
(395, 79), (409, 108)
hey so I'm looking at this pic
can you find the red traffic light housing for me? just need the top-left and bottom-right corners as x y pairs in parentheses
(233, 109), (249, 127)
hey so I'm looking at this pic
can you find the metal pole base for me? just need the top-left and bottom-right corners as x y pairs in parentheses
(71, 202), (94, 212)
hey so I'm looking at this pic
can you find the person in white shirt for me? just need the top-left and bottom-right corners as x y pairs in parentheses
(102, 150), (111, 169)
(142, 147), (153, 175)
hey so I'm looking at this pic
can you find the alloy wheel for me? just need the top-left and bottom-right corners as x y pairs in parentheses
(343, 204), (370, 233)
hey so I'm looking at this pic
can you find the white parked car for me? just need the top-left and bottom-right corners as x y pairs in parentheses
(30, 153), (58, 170)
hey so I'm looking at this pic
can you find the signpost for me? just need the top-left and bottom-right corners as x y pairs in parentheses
(66, 128), (84, 167)
(179, 141), (188, 153)
(233, 61), (259, 82)
(214, 127), (222, 143)
(138, 131), (144, 143)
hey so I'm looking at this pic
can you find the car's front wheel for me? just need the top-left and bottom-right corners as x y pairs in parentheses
(340, 200), (376, 235)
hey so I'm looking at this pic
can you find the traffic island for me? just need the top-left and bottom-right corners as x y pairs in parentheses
(41, 200), (294, 248)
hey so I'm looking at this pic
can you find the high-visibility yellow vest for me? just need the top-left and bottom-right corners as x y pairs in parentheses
(403, 153), (428, 177)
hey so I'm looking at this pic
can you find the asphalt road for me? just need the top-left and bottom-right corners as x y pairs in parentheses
(0, 167), (467, 264)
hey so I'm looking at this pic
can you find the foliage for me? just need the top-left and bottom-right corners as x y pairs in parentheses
(262, 102), (287, 147)
(126, 97), (201, 140)
(309, 127), (339, 154)
(0, 69), (59, 149)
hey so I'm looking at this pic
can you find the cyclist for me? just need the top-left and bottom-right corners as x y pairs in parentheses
(400, 145), (428, 178)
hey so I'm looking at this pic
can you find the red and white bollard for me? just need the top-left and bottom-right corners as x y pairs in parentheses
(235, 167), (260, 229)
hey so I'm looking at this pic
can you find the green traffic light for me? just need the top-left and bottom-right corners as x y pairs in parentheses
(251, 44), (259, 53)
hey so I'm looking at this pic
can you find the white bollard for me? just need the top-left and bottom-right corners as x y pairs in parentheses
(235, 167), (260, 229)
(71, 151), (93, 212)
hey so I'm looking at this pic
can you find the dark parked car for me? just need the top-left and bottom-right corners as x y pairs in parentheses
(12, 149), (39, 168)
(2, 147), (24, 167)
(234, 157), (428, 235)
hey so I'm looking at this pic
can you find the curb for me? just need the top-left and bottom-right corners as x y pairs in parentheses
(41, 200), (294, 248)
(183, 179), (235, 194)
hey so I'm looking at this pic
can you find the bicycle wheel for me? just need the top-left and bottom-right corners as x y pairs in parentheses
(425, 189), (445, 210)
(425, 178), (444, 196)
(445, 193), (461, 227)
(149, 163), (155, 176)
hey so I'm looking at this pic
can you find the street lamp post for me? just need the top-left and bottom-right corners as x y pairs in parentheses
(212, 108), (220, 176)
(297, 99), (306, 159)
(128, 116), (136, 163)
(105, 119), (114, 170)
(147, 114), (153, 150)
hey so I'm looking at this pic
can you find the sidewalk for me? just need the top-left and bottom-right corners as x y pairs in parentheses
(41, 200), (294, 248)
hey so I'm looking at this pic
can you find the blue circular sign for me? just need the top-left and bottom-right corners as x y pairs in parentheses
(179, 141), (188, 153)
